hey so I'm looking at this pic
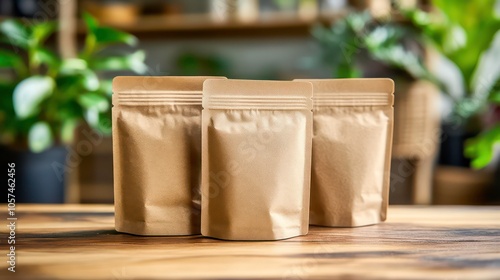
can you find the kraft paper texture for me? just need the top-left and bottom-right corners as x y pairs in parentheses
(296, 78), (395, 227)
(112, 76), (225, 235)
(201, 79), (313, 240)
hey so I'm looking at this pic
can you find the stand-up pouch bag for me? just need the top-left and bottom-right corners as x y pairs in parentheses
(112, 76), (225, 235)
(201, 79), (313, 240)
(296, 78), (394, 227)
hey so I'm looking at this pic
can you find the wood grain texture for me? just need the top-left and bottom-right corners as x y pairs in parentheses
(0, 205), (499, 279)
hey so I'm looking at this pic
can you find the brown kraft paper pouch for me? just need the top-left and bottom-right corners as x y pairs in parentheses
(112, 76), (225, 235)
(296, 78), (394, 227)
(201, 79), (313, 240)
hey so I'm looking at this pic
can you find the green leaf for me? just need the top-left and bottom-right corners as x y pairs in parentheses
(33, 47), (61, 69)
(0, 81), (15, 112)
(99, 79), (113, 96)
(431, 0), (500, 93)
(59, 59), (99, 91)
(0, 49), (26, 74)
(489, 91), (500, 104)
(28, 121), (53, 153)
(60, 119), (78, 143)
(78, 93), (109, 112)
(405, 9), (431, 26)
(471, 31), (500, 105)
(60, 58), (88, 72)
(84, 107), (100, 128)
(96, 112), (112, 135)
(93, 27), (137, 46)
(80, 70), (100, 91)
(55, 74), (84, 94)
(0, 19), (30, 49)
(31, 21), (57, 45)
(465, 125), (500, 169)
(90, 50), (147, 73)
(82, 12), (99, 31)
(442, 24), (466, 53)
(13, 76), (55, 118)
(55, 100), (83, 120)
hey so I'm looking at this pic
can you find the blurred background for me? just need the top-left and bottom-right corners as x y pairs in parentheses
(0, 0), (499, 205)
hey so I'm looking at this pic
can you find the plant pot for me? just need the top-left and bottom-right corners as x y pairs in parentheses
(438, 122), (479, 167)
(491, 160), (500, 204)
(433, 166), (493, 205)
(2, 145), (68, 203)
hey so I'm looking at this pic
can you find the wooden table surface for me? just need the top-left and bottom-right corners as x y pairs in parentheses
(1, 205), (499, 280)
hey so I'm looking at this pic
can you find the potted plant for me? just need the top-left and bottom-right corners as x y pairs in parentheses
(402, 0), (500, 203)
(402, 0), (500, 166)
(0, 13), (147, 203)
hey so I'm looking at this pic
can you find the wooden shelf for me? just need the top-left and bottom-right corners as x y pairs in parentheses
(77, 11), (348, 38)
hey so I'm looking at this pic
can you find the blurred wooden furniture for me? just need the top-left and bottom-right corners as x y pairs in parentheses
(392, 80), (441, 204)
(75, 11), (348, 38)
(75, 128), (114, 204)
(1, 205), (499, 279)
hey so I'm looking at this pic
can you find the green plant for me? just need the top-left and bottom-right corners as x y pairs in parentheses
(175, 52), (229, 77)
(313, 5), (500, 169)
(312, 12), (438, 84)
(465, 123), (500, 169)
(0, 13), (147, 152)
(403, 0), (500, 168)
